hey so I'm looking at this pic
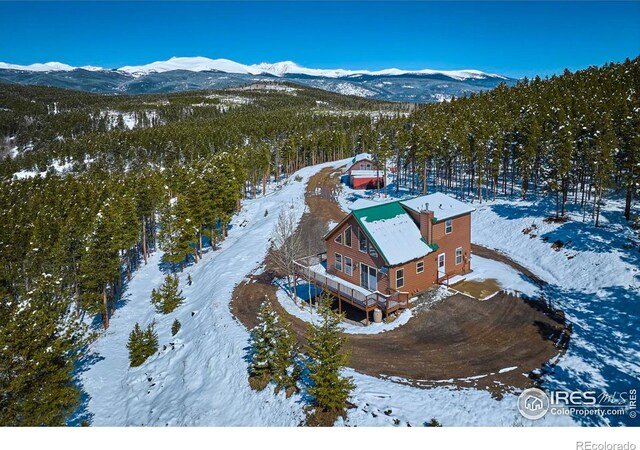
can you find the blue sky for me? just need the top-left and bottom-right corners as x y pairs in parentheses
(0, 1), (638, 78)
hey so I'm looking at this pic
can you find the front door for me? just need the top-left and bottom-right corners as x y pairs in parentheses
(437, 253), (446, 280)
(360, 263), (377, 291)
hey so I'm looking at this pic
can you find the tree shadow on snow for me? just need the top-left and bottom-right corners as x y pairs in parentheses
(67, 350), (105, 426)
(540, 283), (640, 426)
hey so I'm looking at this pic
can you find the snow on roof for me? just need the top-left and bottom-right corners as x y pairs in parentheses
(401, 192), (475, 221)
(350, 169), (384, 178)
(346, 153), (373, 170)
(348, 196), (396, 211)
(353, 202), (433, 266)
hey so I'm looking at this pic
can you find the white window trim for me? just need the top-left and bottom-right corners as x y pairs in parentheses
(416, 261), (424, 273)
(334, 233), (342, 244)
(344, 256), (353, 276)
(344, 225), (352, 248)
(455, 247), (463, 265)
(396, 268), (405, 289)
(358, 228), (367, 254)
(445, 219), (453, 234)
(335, 253), (343, 271)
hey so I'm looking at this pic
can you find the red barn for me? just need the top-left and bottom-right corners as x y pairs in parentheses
(345, 153), (384, 189)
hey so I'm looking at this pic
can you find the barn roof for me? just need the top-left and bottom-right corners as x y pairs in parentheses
(350, 169), (384, 178)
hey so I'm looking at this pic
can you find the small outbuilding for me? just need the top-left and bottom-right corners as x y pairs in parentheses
(345, 153), (384, 189)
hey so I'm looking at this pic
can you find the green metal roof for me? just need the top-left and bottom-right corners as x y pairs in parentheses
(350, 200), (434, 265)
(351, 201), (406, 264)
(351, 200), (406, 223)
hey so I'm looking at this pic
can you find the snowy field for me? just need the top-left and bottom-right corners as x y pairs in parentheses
(78, 158), (639, 427)
(79, 159), (353, 426)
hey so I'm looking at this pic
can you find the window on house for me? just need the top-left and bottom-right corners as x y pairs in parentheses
(445, 219), (453, 234)
(344, 256), (353, 276)
(335, 253), (343, 271)
(344, 226), (352, 247)
(358, 228), (367, 253)
(334, 233), (342, 244)
(416, 261), (424, 273)
(396, 268), (405, 289)
(360, 163), (365, 170)
(455, 247), (463, 265)
(369, 246), (378, 258)
(366, 163), (372, 170)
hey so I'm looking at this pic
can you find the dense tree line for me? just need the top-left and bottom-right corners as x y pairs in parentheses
(369, 57), (639, 225)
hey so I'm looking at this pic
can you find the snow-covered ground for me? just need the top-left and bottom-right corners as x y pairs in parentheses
(462, 255), (541, 298)
(79, 158), (639, 427)
(471, 197), (640, 426)
(13, 159), (74, 179)
(275, 284), (414, 335)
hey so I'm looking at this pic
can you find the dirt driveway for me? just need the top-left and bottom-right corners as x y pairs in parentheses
(231, 167), (569, 396)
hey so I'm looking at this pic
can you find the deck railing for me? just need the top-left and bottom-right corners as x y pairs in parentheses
(294, 253), (410, 313)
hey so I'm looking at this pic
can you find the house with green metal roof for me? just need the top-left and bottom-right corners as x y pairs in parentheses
(303, 192), (474, 320)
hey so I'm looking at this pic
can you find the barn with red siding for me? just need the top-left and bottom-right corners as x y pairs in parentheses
(345, 153), (385, 189)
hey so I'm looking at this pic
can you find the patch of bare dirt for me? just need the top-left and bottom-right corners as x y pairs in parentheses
(454, 278), (501, 299)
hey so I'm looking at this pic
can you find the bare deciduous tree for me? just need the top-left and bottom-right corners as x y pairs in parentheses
(270, 206), (305, 300)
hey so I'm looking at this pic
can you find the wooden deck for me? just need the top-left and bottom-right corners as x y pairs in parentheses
(293, 253), (410, 323)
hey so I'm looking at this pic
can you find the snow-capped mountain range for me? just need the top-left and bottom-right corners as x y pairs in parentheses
(0, 56), (507, 80)
(0, 56), (514, 102)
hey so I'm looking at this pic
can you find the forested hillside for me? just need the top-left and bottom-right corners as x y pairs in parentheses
(0, 82), (409, 425)
(0, 56), (638, 425)
(390, 57), (640, 223)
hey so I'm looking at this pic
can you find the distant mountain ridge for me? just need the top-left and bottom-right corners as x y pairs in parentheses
(0, 56), (515, 103)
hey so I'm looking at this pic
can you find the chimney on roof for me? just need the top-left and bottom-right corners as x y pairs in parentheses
(418, 204), (434, 245)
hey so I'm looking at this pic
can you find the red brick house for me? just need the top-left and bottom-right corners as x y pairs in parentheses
(345, 153), (385, 189)
(295, 192), (474, 321)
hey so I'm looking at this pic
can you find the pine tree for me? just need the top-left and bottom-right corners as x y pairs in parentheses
(151, 273), (185, 314)
(79, 200), (122, 329)
(272, 317), (300, 396)
(248, 300), (279, 388)
(158, 194), (196, 272)
(305, 295), (354, 421)
(0, 274), (82, 425)
(127, 322), (158, 367)
(171, 319), (181, 336)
